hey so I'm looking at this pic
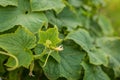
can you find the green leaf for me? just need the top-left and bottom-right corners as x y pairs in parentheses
(96, 37), (120, 77)
(0, 0), (18, 7)
(57, 8), (83, 31)
(34, 44), (45, 55)
(50, 51), (61, 63)
(0, 27), (36, 68)
(81, 61), (110, 80)
(46, 9), (85, 31)
(6, 50), (33, 68)
(0, 0), (48, 33)
(88, 49), (108, 66)
(34, 44), (60, 63)
(66, 29), (108, 66)
(98, 15), (113, 35)
(42, 44), (85, 80)
(39, 27), (61, 47)
(45, 11), (63, 28)
(66, 29), (93, 51)
(89, 20), (103, 37)
(31, 0), (65, 13)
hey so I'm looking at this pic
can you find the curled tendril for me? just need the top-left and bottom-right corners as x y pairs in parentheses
(0, 51), (19, 71)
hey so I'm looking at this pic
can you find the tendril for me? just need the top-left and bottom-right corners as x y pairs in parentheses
(42, 50), (52, 67)
(0, 51), (19, 71)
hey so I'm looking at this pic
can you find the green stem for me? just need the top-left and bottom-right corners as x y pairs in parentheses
(0, 51), (19, 71)
(29, 61), (34, 76)
(42, 50), (52, 67)
(34, 47), (47, 59)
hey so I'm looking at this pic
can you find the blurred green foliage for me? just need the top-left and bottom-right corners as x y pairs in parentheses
(103, 0), (120, 36)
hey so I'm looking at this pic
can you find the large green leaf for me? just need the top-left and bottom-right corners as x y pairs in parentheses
(46, 8), (86, 31)
(42, 44), (85, 80)
(0, 0), (18, 7)
(0, 0), (48, 33)
(96, 37), (120, 77)
(0, 27), (36, 68)
(31, 0), (65, 13)
(39, 27), (61, 47)
(81, 61), (110, 80)
(66, 29), (93, 51)
(66, 29), (108, 66)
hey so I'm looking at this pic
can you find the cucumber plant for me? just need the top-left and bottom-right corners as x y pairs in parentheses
(0, 0), (120, 80)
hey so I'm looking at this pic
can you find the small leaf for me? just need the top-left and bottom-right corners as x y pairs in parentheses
(39, 27), (61, 47)
(81, 61), (110, 80)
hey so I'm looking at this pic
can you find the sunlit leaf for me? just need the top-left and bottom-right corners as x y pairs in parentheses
(0, 27), (36, 68)
(39, 27), (61, 47)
